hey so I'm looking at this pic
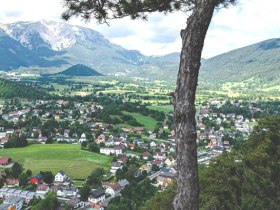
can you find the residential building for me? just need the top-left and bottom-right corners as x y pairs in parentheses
(110, 162), (123, 174)
(5, 179), (19, 188)
(36, 184), (50, 198)
(2, 196), (24, 210)
(66, 198), (85, 209)
(102, 182), (122, 197)
(0, 157), (11, 166)
(88, 189), (105, 204)
(55, 170), (67, 182)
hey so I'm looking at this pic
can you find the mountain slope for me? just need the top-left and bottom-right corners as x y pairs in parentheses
(0, 28), (67, 70)
(0, 20), (147, 75)
(200, 38), (280, 82)
(0, 20), (279, 83)
(58, 64), (103, 76)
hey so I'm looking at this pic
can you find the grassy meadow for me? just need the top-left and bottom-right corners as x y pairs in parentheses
(0, 144), (112, 180)
(123, 111), (158, 130)
(147, 105), (173, 113)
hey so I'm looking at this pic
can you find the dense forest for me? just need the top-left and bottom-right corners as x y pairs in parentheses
(0, 78), (49, 99)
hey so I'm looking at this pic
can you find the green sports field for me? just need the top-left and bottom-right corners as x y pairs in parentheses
(0, 144), (112, 180)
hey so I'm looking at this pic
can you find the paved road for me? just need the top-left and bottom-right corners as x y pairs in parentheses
(148, 171), (162, 180)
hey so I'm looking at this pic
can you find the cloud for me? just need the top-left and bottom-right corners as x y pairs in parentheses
(4, 11), (24, 18)
(203, 0), (280, 58)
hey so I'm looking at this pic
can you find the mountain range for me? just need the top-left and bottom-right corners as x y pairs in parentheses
(0, 20), (279, 83)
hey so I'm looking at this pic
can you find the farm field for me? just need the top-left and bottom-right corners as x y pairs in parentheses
(147, 105), (173, 113)
(0, 144), (112, 180)
(123, 111), (158, 130)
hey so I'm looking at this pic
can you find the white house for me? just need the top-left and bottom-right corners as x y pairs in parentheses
(79, 133), (87, 143)
(114, 145), (124, 155)
(57, 186), (78, 197)
(55, 170), (67, 182)
(102, 182), (122, 197)
(110, 162), (123, 174)
(102, 179), (129, 197)
(88, 189), (105, 204)
(100, 147), (115, 155)
(66, 198), (85, 209)
(100, 145), (124, 156)
(36, 184), (50, 198)
(150, 141), (157, 148)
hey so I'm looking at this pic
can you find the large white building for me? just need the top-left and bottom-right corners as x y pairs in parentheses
(0, 196), (24, 210)
(100, 145), (124, 156)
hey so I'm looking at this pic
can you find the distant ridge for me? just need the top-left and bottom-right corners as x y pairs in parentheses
(58, 64), (103, 76)
(200, 38), (280, 82)
(0, 20), (279, 83)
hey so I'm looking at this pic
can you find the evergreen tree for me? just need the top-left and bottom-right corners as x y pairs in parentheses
(62, 1), (237, 209)
(32, 192), (58, 210)
(11, 162), (23, 179)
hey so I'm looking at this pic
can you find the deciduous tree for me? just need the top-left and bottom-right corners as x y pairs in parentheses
(62, 1), (236, 209)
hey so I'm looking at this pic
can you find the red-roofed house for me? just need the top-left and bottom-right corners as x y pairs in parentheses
(117, 156), (128, 164)
(96, 134), (106, 144)
(102, 182), (122, 197)
(153, 152), (166, 160)
(0, 157), (11, 166)
(143, 152), (150, 160)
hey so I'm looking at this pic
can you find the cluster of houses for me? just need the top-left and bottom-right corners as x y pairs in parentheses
(0, 99), (106, 144)
(0, 97), (262, 209)
(195, 99), (257, 163)
(0, 165), (130, 210)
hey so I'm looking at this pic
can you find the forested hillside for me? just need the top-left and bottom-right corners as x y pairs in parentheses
(141, 116), (280, 210)
(0, 78), (48, 99)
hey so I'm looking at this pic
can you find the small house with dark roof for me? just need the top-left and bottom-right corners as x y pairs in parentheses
(55, 170), (67, 182)
(118, 179), (129, 188)
(88, 189), (105, 204)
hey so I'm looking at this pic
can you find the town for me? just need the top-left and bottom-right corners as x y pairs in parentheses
(0, 92), (275, 210)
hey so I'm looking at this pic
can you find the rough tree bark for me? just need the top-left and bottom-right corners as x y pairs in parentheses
(173, 1), (217, 209)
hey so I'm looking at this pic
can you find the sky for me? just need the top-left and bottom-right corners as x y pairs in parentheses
(0, 0), (280, 58)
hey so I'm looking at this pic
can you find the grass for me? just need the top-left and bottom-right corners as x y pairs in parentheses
(72, 180), (85, 187)
(262, 85), (280, 91)
(0, 144), (112, 180)
(147, 105), (173, 113)
(123, 111), (158, 130)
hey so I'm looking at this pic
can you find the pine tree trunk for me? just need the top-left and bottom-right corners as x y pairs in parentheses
(173, 1), (217, 209)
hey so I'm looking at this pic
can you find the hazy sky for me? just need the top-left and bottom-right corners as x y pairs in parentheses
(0, 0), (279, 58)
